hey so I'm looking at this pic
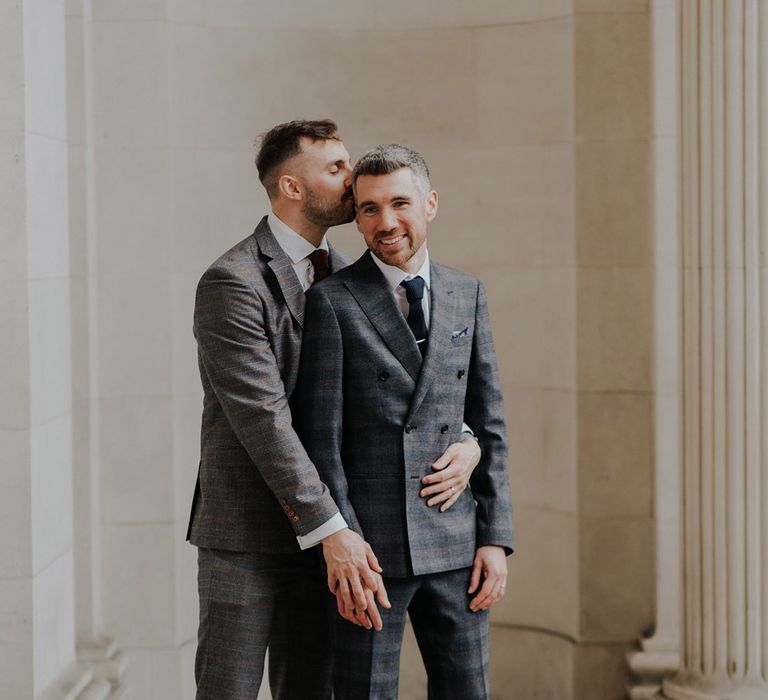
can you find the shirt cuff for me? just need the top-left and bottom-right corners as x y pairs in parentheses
(296, 512), (347, 550)
(460, 422), (477, 440)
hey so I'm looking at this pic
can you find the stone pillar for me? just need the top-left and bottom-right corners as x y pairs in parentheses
(662, 1), (768, 698)
(627, 1), (681, 695)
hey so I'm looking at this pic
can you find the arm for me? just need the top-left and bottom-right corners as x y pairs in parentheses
(295, 287), (390, 629)
(464, 281), (514, 608)
(194, 268), (338, 534)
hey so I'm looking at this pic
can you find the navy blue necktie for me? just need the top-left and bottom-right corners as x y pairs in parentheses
(400, 277), (428, 357)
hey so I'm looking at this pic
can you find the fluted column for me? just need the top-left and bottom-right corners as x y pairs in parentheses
(662, 1), (768, 698)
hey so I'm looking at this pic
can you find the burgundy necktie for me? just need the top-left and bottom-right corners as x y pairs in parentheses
(308, 249), (329, 286)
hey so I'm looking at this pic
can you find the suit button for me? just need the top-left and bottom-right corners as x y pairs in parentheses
(378, 370), (390, 381)
(457, 369), (466, 379)
(440, 424), (449, 434)
(292, 516), (299, 522)
(405, 425), (414, 434)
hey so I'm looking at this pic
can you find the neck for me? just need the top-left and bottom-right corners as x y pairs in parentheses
(271, 203), (327, 248)
(398, 244), (427, 275)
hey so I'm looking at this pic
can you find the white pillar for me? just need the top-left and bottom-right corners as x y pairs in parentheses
(627, 2), (682, 693)
(662, 1), (768, 698)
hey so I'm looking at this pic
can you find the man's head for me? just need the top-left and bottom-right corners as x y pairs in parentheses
(353, 145), (438, 272)
(255, 119), (355, 229)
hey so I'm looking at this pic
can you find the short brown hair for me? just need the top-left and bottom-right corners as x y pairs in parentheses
(255, 119), (340, 199)
(352, 144), (431, 198)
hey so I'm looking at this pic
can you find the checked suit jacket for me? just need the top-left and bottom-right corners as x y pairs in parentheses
(295, 251), (514, 578)
(186, 216), (350, 553)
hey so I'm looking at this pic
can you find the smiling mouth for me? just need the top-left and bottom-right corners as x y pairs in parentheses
(379, 234), (406, 247)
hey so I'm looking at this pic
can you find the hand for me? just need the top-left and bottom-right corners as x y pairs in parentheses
(468, 546), (507, 612)
(321, 528), (390, 630)
(420, 437), (481, 512)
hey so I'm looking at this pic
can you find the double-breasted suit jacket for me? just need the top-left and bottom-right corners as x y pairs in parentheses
(296, 251), (514, 578)
(187, 216), (349, 553)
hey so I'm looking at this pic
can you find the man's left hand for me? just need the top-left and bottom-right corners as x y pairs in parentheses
(420, 437), (481, 512)
(467, 545), (507, 612)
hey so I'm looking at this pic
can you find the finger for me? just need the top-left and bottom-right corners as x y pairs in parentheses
(353, 605), (372, 630)
(375, 579), (391, 609)
(426, 483), (460, 507)
(422, 467), (452, 486)
(470, 576), (498, 612)
(348, 574), (368, 612)
(365, 545), (383, 574)
(339, 577), (356, 614)
(430, 444), (458, 471)
(439, 493), (460, 512)
(336, 590), (361, 626)
(327, 571), (337, 595)
(421, 471), (456, 492)
(468, 559), (483, 594)
(364, 589), (383, 631)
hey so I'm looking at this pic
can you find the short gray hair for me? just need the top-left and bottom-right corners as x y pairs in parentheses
(352, 144), (432, 197)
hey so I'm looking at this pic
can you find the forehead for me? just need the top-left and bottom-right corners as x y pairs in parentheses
(355, 168), (420, 201)
(297, 136), (350, 165)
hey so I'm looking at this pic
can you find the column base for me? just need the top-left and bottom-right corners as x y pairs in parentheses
(662, 677), (768, 700)
(76, 636), (128, 700)
(627, 636), (679, 699)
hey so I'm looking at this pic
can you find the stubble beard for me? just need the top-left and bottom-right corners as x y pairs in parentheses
(303, 189), (355, 228)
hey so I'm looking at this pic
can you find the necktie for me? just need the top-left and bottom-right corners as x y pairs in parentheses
(308, 249), (329, 286)
(400, 277), (428, 356)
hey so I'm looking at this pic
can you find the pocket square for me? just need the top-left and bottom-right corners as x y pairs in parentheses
(451, 327), (469, 340)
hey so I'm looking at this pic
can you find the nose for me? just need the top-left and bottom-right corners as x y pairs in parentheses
(343, 165), (353, 189)
(379, 207), (397, 232)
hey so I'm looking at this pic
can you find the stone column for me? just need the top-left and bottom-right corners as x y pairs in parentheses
(662, 1), (768, 698)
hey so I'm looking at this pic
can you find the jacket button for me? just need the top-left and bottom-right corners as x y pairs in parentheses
(440, 424), (449, 434)
(405, 425), (414, 434)
(457, 369), (466, 379)
(378, 370), (390, 381)
(292, 516), (299, 522)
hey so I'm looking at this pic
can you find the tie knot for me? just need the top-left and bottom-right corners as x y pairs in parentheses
(308, 249), (329, 285)
(400, 276), (425, 303)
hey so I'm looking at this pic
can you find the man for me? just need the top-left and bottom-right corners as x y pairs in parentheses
(187, 121), (482, 699)
(296, 144), (514, 699)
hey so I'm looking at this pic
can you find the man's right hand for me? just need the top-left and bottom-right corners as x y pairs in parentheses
(321, 528), (390, 630)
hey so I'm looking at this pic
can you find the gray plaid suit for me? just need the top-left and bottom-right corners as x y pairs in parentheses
(296, 251), (514, 699)
(187, 217), (348, 699)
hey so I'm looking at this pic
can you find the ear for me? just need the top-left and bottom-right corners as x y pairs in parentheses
(425, 190), (438, 222)
(278, 174), (302, 201)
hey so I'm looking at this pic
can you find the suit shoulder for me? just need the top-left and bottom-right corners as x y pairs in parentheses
(432, 261), (482, 290)
(197, 231), (262, 286)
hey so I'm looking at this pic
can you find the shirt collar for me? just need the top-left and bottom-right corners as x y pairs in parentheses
(267, 212), (329, 264)
(370, 248), (431, 292)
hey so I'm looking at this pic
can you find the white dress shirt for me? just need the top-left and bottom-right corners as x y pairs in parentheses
(267, 213), (347, 549)
(268, 213), (330, 292)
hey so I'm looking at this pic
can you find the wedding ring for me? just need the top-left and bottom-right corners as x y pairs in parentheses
(450, 486), (456, 495)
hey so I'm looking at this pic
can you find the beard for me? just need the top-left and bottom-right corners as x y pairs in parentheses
(303, 187), (355, 227)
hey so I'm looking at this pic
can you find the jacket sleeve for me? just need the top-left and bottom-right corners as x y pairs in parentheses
(193, 266), (339, 535)
(294, 286), (364, 537)
(465, 281), (515, 553)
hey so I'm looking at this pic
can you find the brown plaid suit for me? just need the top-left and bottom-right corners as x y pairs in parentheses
(187, 217), (348, 699)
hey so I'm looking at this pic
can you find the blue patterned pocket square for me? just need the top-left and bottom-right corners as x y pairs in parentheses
(451, 327), (469, 341)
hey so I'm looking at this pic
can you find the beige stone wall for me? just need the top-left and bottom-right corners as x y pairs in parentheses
(1, 1), (658, 698)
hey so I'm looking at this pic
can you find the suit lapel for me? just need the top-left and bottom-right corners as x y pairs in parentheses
(344, 252), (422, 383)
(407, 262), (457, 422)
(252, 217), (306, 327)
(328, 247), (348, 275)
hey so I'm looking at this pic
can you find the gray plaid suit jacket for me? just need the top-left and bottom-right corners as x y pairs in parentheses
(296, 251), (513, 578)
(186, 216), (349, 553)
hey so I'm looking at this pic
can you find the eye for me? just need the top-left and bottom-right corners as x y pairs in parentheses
(361, 206), (377, 216)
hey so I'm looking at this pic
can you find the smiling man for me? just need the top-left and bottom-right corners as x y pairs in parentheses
(296, 144), (514, 699)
